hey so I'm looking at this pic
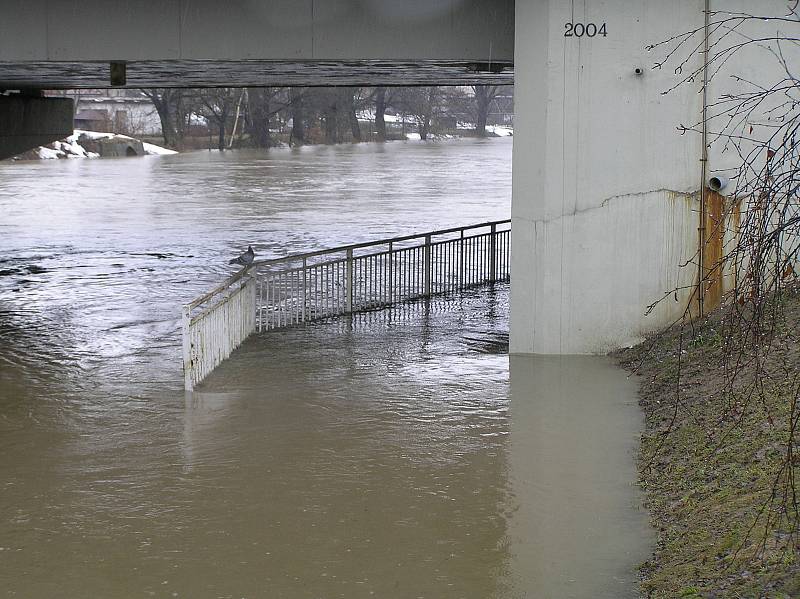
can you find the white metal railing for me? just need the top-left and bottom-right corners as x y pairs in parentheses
(182, 219), (511, 390)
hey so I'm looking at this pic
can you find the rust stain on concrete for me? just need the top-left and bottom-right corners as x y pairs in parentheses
(702, 189), (726, 312)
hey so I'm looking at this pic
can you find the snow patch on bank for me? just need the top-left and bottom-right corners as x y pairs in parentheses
(486, 125), (513, 137)
(32, 130), (176, 160)
(36, 147), (65, 160)
(141, 142), (178, 156)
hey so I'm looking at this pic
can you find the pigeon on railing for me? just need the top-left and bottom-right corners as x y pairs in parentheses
(229, 245), (255, 268)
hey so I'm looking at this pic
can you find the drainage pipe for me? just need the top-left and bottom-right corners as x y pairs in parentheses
(698, 0), (711, 316)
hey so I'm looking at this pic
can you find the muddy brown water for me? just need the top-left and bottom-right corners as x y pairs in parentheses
(0, 138), (650, 597)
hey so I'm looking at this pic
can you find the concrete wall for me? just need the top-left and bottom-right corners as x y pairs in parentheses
(0, 0), (513, 62)
(511, 0), (705, 354)
(511, 0), (799, 354)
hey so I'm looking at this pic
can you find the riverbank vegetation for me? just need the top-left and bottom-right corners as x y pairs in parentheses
(623, 9), (800, 596)
(141, 85), (513, 151)
(619, 288), (800, 597)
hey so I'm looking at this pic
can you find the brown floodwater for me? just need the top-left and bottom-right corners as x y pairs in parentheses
(0, 138), (650, 597)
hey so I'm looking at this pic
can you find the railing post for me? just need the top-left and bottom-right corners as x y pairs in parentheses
(301, 257), (307, 322)
(489, 223), (497, 283)
(182, 305), (193, 392)
(459, 229), (465, 290)
(248, 275), (257, 335)
(423, 234), (432, 296)
(346, 248), (353, 313)
(387, 241), (393, 305)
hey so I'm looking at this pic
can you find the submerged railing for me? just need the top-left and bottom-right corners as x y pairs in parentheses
(182, 219), (511, 390)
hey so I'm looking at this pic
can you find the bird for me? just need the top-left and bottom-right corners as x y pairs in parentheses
(229, 245), (255, 268)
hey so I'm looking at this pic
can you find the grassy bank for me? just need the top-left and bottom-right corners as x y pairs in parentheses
(617, 288), (800, 598)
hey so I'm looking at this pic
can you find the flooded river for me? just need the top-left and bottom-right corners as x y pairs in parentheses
(0, 138), (650, 597)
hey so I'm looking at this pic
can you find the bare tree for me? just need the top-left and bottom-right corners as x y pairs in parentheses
(397, 87), (441, 140)
(196, 88), (239, 151)
(246, 87), (289, 148)
(141, 88), (185, 148)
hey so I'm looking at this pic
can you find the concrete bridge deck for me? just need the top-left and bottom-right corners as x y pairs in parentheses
(0, 0), (513, 88)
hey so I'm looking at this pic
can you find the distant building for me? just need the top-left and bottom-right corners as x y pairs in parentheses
(490, 89), (514, 126)
(55, 89), (162, 135)
(73, 108), (110, 132)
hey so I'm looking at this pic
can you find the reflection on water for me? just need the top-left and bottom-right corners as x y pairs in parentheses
(0, 139), (650, 597)
(507, 356), (653, 598)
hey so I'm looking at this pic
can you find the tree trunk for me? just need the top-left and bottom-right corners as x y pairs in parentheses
(217, 122), (226, 151)
(323, 94), (339, 144)
(174, 94), (187, 149)
(158, 104), (177, 147)
(214, 108), (228, 151)
(349, 108), (361, 142)
(289, 88), (306, 145)
(246, 87), (273, 148)
(323, 111), (337, 144)
(374, 87), (387, 142)
(343, 88), (361, 142)
(419, 87), (436, 141)
(144, 90), (178, 148)
(474, 85), (496, 137)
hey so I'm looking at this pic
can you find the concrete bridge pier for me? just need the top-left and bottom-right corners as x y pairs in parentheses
(510, 0), (704, 354)
(0, 94), (73, 160)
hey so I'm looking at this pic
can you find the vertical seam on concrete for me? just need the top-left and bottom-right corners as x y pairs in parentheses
(311, 0), (315, 59)
(44, 0), (50, 60)
(178, 0), (183, 60)
(558, 0), (575, 354)
(574, 0), (585, 350)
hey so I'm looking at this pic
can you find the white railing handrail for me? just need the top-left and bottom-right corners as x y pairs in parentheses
(183, 219), (512, 390)
(250, 218), (511, 267)
(185, 219), (510, 313)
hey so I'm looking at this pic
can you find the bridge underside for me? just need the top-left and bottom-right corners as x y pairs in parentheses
(0, 0), (513, 156)
(0, 0), (513, 89)
(0, 59), (512, 89)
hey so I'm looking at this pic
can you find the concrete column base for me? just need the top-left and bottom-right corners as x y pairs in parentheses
(0, 95), (74, 160)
